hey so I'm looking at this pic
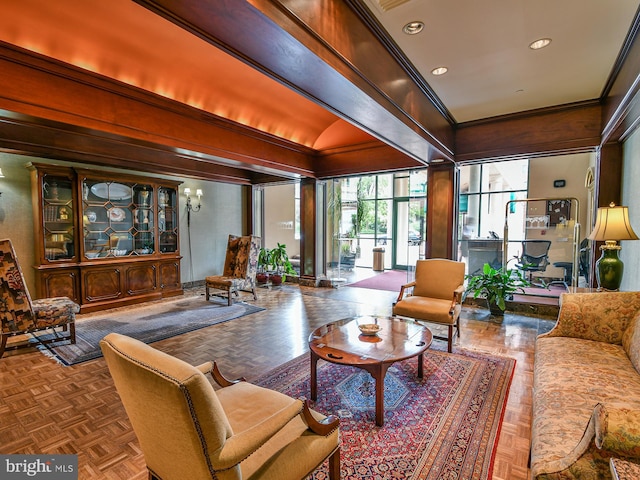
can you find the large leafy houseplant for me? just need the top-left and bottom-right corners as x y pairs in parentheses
(267, 243), (296, 285)
(256, 247), (271, 283)
(465, 262), (530, 314)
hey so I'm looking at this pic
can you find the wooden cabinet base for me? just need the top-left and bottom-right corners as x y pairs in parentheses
(36, 258), (183, 313)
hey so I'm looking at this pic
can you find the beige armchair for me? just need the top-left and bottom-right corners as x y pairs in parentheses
(1, 238), (78, 358)
(392, 259), (465, 352)
(206, 235), (260, 306)
(100, 333), (340, 480)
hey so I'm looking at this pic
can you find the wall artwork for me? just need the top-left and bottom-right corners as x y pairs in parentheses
(547, 199), (571, 226)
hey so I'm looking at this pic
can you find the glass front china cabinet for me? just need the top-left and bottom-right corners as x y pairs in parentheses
(29, 164), (182, 312)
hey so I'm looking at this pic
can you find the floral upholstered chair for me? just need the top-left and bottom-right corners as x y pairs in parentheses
(205, 235), (260, 306)
(0, 238), (78, 358)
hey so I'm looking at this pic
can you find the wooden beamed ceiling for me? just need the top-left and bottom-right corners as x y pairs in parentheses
(0, 0), (639, 184)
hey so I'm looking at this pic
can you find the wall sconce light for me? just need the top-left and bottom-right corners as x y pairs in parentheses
(0, 167), (4, 197)
(588, 202), (639, 291)
(184, 187), (203, 227)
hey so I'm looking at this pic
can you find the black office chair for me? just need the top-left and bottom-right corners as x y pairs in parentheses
(578, 238), (590, 284)
(516, 240), (552, 284)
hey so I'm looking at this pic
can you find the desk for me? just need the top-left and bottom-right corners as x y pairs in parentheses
(466, 239), (503, 275)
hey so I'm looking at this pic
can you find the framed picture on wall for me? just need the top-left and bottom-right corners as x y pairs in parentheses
(547, 199), (571, 226)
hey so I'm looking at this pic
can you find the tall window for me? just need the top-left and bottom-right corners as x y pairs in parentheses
(327, 171), (426, 271)
(458, 160), (529, 274)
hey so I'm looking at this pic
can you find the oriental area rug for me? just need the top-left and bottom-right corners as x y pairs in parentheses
(255, 348), (515, 480)
(40, 295), (264, 366)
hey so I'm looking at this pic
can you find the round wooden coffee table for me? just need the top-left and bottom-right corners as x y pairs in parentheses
(309, 316), (432, 426)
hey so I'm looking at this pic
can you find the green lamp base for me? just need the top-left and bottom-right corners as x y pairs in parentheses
(595, 246), (624, 291)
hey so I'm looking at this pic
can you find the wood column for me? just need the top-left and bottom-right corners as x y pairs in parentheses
(588, 142), (624, 287)
(596, 142), (623, 208)
(426, 164), (456, 259)
(299, 179), (326, 286)
(242, 185), (254, 236)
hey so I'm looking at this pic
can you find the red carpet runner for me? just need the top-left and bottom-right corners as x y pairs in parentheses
(255, 347), (515, 479)
(346, 269), (410, 292)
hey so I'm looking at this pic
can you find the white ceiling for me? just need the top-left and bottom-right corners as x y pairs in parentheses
(363, 0), (640, 123)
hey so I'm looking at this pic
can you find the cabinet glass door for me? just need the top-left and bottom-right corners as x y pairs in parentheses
(82, 179), (154, 258)
(42, 174), (75, 261)
(158, 186), (177, 253)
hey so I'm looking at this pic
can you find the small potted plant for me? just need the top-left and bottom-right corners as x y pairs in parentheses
(340, 242), (356, 270)
(465, 262), (530, 315)
(268, 243), (296, 286)
(256, 247), (270, 284)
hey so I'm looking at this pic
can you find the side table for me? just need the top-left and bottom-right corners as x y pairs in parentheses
(610, 458), (640, 480)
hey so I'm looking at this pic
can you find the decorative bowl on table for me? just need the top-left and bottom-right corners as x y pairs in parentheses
(358, 323), (382, 336)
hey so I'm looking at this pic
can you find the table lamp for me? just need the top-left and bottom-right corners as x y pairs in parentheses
(588, 202), (639, 291)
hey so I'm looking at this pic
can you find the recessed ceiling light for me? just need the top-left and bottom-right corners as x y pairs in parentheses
(403, 21), (424, 35)
(431, 66), (448, 76)
(529, 38), (552, 50)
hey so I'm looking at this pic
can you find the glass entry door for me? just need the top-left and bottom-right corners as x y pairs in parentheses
(393, 198), (425, 270)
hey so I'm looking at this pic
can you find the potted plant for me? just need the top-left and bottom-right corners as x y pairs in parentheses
(465, 262), (530, 315)
(268, 243), (296, 286)
(256, 247), (270, 284)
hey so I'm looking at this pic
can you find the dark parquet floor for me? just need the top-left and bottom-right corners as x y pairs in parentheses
(0, 279), (555, 479)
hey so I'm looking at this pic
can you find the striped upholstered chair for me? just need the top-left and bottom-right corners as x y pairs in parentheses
(0, 238), (78, 358)
(205, 235), (260, 306)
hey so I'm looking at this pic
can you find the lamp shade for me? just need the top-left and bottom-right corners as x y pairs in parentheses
(588, 203), (639, 242)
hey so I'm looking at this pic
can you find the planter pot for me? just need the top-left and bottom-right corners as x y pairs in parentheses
(270, 274), (283, 286)
(487, 300), (505, 316)
(256, 272), (268, 284)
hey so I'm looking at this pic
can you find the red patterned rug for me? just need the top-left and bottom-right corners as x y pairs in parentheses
(255, 348), (515, 479)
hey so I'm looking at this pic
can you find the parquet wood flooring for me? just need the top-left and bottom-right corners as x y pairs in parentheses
(0, 283), (555, 479)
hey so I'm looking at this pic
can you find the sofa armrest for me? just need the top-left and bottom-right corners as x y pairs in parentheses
(533, 404), (640, 479)
(594, 404), (640, 458)
(539, 292), (640, 344)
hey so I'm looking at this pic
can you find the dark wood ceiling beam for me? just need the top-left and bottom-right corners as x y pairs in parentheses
(135, 0), (454, 163)
(0, 112), (276, 184)
(455, 101), (602, 163)
(314, 142), (421, 179)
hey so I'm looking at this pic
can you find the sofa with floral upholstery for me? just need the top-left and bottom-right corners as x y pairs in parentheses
(531, 291), (640, 479)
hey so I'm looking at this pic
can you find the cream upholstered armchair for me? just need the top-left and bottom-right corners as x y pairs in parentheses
(1, 238), (78, 358)
(206, 235), (260, 306)
(100, 333), (340, 480)
(392, 259), (465, 352)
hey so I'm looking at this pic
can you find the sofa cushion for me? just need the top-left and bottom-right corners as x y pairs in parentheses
(623, 312), (640, 375)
